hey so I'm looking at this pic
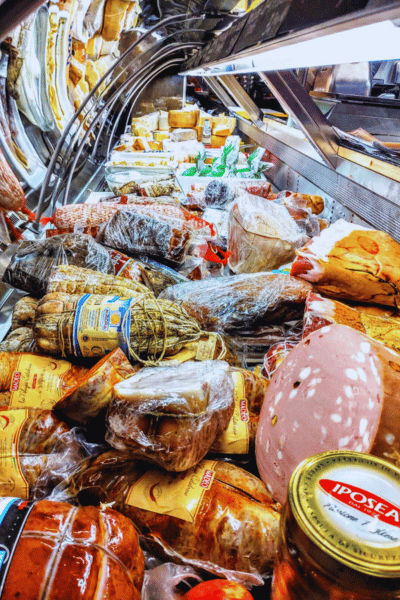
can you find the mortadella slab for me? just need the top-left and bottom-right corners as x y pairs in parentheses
(256, 324), (400, 504)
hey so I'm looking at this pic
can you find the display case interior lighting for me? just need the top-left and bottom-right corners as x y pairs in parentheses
(185, 20), (400, 75)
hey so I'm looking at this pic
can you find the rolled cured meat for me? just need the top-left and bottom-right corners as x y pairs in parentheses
(256, 324), (400, 504)
(291, 219), (400, 307)
(303, 291), (400, 353)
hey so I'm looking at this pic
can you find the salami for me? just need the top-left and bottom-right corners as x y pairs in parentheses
(256, 324), (400, 504)
(290, 219), (400, 307)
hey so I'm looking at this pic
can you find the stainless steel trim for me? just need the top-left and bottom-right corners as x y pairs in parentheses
(259, 70), (339, 168)
(238, 117), (400, 241)
(203, 76), (237, 107)
(217, 74), (263, 125)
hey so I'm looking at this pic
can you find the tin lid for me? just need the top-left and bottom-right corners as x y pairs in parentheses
(289, 451), (400, 577)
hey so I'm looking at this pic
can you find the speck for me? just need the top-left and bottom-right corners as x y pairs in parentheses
(307, 388), (316, 398)
(336, 397), (342, 405)
(279, 435), (286, 449)
(385, 433), (395, 445)
(339, 437), (349, 448)
(369, 356), (379, 380)
(293, 420), (299, 432)
(275, 392), (283, 405)
(357, 368), (367, 382)
(344, 386), (353, 398)
(289, 388), (298, 399)
(277, 451), (283, 460)
(363, 432), (370, 447)
(300, 366), (311, 380)
(345, 417), (352, 428)
(359, 418), (368, 436)
(321, 326), (331, 334)
(267, 483), (273, 494)
(355, 444), (363, 452)
(355, 352), (365, 363)
(271, 415), (278, 426)
(314, 412), (321, 420)
(313, 368), (321, 374)
(346, 368), (358, 380)
(321, 426), (327, 437)
(361, 342), (370, 353)
(331, 414), (342, 423)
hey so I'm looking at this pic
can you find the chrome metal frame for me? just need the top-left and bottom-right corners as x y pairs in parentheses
(259, 70), (339, 168)
(217, 74), (263, 125)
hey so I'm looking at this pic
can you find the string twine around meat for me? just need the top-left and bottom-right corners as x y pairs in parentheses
(121, 295), (227, 367)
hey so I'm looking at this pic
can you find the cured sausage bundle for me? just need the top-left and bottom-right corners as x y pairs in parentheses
(106, 360), (235, 471)
(66, 452), (281, 584)
(256, 324), (400, 504)
(1, 499), (144, 600)
(47, 264), (151, 297)
(33, 292), (204, 364)
(291, 219), (400, 307)
(161, 273), (312, 333)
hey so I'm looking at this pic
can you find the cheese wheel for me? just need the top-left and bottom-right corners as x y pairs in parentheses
(168, 110), (199, 128)
(101, 0), (130, 42)
(211, 135), (227, 148)
(153, 130), (170, 142)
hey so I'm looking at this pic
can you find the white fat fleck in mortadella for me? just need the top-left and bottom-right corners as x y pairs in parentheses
(255, 324), (400, 504)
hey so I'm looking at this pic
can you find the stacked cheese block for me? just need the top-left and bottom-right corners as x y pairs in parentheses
(130, 107), (237, 151)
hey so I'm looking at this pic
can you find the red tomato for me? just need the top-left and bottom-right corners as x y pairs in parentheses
(183, 580), (253, 600)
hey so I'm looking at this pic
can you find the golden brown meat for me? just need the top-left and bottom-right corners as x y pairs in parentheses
(2, 500), (144, 600)
(70, 452), (281, 581)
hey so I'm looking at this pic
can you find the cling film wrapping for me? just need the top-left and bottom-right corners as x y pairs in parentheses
(211, 371), (250, 454)
(8, 355), (75, 409)
(0, 409), (29, 499)
(126, 460), (217, 523)
(72, 294), (134, 357)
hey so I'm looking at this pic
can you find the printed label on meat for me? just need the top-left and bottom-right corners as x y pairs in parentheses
(160, 336), (218, 365)
(195, 334), (217, 361)
(0, 410), (29, 499)
(9, 355), (73, 409)
(295, 453), (400, 568)
(126, 460), (217, 523)
(0, 497), (33, 596)
(211, 372), (249, 454)
(73, 295), (134, 357)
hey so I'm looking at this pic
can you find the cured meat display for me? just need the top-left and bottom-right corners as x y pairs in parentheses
(303, 291), (400, 353)
(1, 499), (144, 600)
(106, 360), (235, 471)
(291, 219), (400, 307)
(256, 324), (400, 504)
(65, 452), (281, 584)
(161, 273), (312, 332)
(3, 234), (114, 296)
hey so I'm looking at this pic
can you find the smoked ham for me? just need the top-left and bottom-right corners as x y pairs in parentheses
(256, 324), (400, 504)
(67, 452), (281, 584)
(1, 499), (144, 600)
(291, 219), (400, 307)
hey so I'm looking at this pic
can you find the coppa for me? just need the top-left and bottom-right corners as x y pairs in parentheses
(256, 324), (400, 504)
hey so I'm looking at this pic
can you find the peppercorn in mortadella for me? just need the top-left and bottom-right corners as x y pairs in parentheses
(256, 324), (400, 504)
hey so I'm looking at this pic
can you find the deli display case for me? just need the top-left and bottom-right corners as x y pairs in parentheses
(0, 1), (400, 598)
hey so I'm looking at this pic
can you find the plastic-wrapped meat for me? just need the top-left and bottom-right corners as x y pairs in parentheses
(0, 209), (11, 249)
(0, 408), (96, 500)
(3, 233), (114, 296)
(256, 324), (400, 504)
(140, 180), (176, 197)
(0, 328), (37, 353)
(228, 193), (304, 274)
(106, 361), (235, 471)
(262, 322), (303, 378)
(303, 291), (400, 353)
(0, 147), (25, 211)
(204, 181), (235, 208)
(160, 273), (312, 333)
(291, 219), (400, 308)
(97, 210), (191, 265)
(276, 191), (324, 215)
(52, 203), (122, 230)
(66, 452), (281, 585)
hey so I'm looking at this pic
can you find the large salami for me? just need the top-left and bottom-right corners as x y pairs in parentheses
(290, 219), (400, 307)
(256, 324), (400, 504)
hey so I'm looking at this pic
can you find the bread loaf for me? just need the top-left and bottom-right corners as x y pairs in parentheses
(69, 453), (281, 583)
(106, 360), (235, 471)
(1, 500), (144, 600)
